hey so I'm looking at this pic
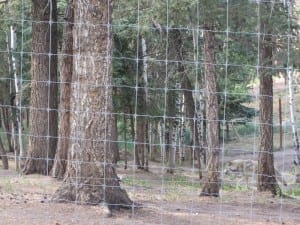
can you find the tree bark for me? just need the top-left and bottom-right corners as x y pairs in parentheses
(167, 119), (177, 174)
(123, 114), (128, 169)
(23, 0), (58, 175)
(111, 113), (120, 164)
(52, 0), (73, 179)
(200, 23), (220, 197)
(141, 37), (149, 171)
(0, 136), (9, 169)
(135, 118), (144, 169)
(257, 27), (278, 195)
(174, 29), (203, 177)
(1, 107), (14, 153)
(52, 0), (132, 208)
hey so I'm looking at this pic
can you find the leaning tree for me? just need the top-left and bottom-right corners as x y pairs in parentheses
(52, 0), (132, 209)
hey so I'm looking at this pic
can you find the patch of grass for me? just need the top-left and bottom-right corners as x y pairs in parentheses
(122, 176), (153, 189)
(222, 183), (249, 192)
(284, 186), (300, 198)
(222, 184), (236, 191)
(0, 179), (15, 193)
(164, 174), (200, 189)
(236, 124), (258, 136)
(163, 174), (201, 200)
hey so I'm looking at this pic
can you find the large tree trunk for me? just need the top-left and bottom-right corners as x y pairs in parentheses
(200, 23), (220, 197)
(52, 0), (73, 179)
(23, 0), (58, 175)
(52, 0), (132, 209)
(257, 20), (278, 195)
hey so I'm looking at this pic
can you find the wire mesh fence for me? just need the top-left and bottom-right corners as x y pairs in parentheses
(0, 0), (300, 224)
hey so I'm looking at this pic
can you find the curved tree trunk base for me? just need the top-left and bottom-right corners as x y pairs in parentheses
(257, 176), (280, 196)
(52, 178), (133, 210)
(200, 183), (219, 197)
(0, 156), (9, 170)
(51, 159), (67, 179)
(22, 157), (52, 175)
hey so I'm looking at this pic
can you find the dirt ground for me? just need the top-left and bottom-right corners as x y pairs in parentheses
(0, 149), (300, 225)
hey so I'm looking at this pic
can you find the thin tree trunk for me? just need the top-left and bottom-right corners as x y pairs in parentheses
(179, 99), (186, 164)
(0, 136), (9, 169)
(111, 113), (120, 164)
(279, 97), (283, 150)
(144, 121), (149, 171)
(1, 107), (14, 153)
(141, 37), (149, 171)
(257, 7), (278, 194)
(159, 121), (166, 163)
(200, 23), (220, 197)
(182, 77), (202, 178)
(149, 122), (153, 160)
(52, 0), (73, 179)
(166, 88), (177, 174)
(168, 119), (177, 174)
(10, 26), (24, 159)
(135, 118), (144, 169)
(6, 27), (20, 162)
(123, 113), (127, 169)
(287, 68), (300, 165)
(129, 107), (139, 167)
(23, 0), (58, 175)
(6, 27), (20, 171)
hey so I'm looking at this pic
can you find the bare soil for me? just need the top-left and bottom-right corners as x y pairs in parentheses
(0, 151), (299, 225)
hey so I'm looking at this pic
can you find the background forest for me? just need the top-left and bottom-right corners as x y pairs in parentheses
(0, 0), (300, 224)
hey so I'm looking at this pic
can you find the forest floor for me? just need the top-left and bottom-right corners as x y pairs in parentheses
(1, 78), (300, 224)
(0, 148), (300, 225)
